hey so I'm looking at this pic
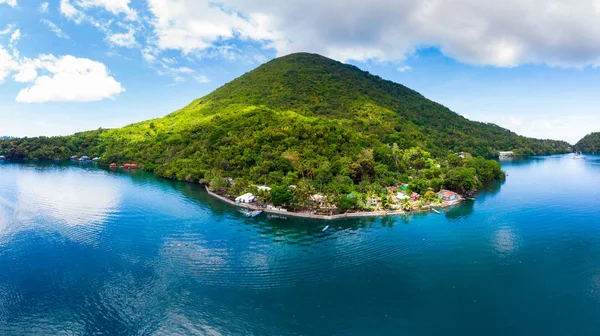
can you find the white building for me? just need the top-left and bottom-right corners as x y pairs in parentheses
(257, 185), (272, 192)
(236, 193), (256, 204)
(395, 193), (410, 201)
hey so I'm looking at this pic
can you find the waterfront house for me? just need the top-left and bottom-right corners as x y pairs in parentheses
(236, 193), (256, 204)
(71, 155), (77, 159)
(224, 177), (234, 184)
(257, 185), (272, 192)
(499, 151), (514, 158)
(411, 192), (421, 201)
(0, 155), (5, 160)
(437, 189), (458, 201)
(368, 196), (382, 206)
(123, 163), (138, 169)
(92, 157), (100, 161)
(110, 163), (117, 168)
(395, 192), (410, 201)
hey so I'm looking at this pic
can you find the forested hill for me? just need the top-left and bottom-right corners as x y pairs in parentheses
(574, 133), (600, 153)
(1, 53), (570, 186)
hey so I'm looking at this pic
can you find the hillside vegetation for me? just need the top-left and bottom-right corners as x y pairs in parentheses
(574, 133), (600, 154)
(0, 53), (570, 203)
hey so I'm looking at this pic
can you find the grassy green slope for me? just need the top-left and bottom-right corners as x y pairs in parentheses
(2, 53), (571, 184)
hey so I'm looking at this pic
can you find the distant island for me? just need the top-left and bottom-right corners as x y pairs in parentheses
(574, 132), (600, 154)
(0, 53), (572, 215)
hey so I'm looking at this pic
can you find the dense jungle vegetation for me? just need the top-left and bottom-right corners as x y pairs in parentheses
(574, 132), (600, 153)
(0, 53), (569, 199)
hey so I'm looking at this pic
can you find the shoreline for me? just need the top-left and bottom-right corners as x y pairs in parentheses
(205, 186), (461, 221)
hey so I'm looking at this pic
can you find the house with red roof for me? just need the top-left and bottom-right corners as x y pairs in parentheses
(437, 189), (458, 201)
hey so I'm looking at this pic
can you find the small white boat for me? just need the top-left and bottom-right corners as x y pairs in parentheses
(573, 152), (585, 159)
(432, 209), (441, 214)
(322, 225), (330, 231)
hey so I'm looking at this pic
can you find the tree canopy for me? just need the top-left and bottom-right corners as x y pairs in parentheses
(0, 53), (563, 198)
(574, 132), (600, 154)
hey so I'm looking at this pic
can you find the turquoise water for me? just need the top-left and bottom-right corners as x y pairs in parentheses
(1, 156), (600, 335)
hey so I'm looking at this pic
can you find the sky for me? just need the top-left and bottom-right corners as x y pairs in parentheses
(1, 0), (600, 144)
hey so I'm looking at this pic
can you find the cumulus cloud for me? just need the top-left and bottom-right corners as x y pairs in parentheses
(0, 45), (18, 83)
(0, 0), (16, 7)
(143, 0), (600, 67)
(397, 65), (412, 72)
(41, 19), (71, 39)
(108, 29), (136, 48)
(78, 0), (137, 20)
(15, 55), (125, 103)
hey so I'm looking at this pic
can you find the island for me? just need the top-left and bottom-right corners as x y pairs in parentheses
(0, 53), (571, 219)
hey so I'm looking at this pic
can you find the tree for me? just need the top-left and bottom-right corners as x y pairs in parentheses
(209, 176), (230, 193)
(408, 178), (428, 194)
(447, 153), (464, 168)
(429, 178), (443, 192)
(424, 190), (437, 202)
(338, 193), (358, 212)
(444, 167), (479, 194)
(271, 185), (293, 206)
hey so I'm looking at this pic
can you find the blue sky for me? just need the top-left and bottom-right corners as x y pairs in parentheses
(1, 0), (600, 144)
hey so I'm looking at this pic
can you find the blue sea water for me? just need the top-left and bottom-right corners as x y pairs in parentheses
(1, 155), (600, 335)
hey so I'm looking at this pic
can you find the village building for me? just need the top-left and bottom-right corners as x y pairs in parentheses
(395, 192), (410, 201)
(368, 196), (382, 206)
(437, 189), (458, 201)
(411, 192), (421, 201)
(235, 193), (256, 204)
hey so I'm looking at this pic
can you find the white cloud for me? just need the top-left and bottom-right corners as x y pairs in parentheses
(0, 45), (18, 83)
(15, 55), (125, 103)
(41, 20), (71, 40)
(39, 2), (49, 12)
(195, 75), (210, 83)
(13, 59), (38, 83)
(146, 0), (280, 54)
(144, 0), (600, 67)
(0, 24), (16, 35)
(0, 0), (16, 7)
(108, 29), (136, 48)
(397, 65), (412, 72)
(78, 0), (137, 20)
(253, 54), (267, 64)
(60, 0), (83, 23)
(9, 29), (20, 45)
(173, 66), (194, 74)
(8, 29), (20, 57)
